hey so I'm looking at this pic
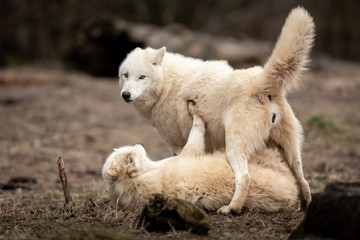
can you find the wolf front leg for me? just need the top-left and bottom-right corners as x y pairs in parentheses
(180, 101), (206, 156)
(218, 108), (269, 214)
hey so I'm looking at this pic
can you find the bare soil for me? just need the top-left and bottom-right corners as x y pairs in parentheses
(0, 57), (359, 239)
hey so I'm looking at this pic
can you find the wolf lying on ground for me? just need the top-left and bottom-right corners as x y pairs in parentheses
(103, 102), (299, 212)
(118, 7), (314, 213)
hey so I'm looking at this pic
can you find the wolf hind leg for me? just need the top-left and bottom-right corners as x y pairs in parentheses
(218, 107), (269, 214)
(271, 103), (311, 210)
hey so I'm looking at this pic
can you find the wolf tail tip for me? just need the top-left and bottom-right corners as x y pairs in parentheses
(263, 6), (315, 92)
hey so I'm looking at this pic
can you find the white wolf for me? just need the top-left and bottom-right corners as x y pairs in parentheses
(103, 103), (299, 212)
(118, 7), (314, 213)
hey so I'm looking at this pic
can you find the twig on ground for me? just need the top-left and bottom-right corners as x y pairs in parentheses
(57, 156), (75, 210)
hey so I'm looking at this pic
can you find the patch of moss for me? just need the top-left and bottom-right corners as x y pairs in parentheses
(302, 114), (360, 143)
(303, 115), (337, 136)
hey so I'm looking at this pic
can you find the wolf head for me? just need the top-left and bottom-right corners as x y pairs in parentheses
(118, 47), (165, 108)
(102, 144), (148, 184)
(102, 144), (152, 209)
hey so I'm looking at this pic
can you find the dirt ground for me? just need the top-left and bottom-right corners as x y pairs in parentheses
(0, 56), (359, 239)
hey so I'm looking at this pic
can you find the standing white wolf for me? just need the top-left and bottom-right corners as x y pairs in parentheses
(118, 7), (314, 214)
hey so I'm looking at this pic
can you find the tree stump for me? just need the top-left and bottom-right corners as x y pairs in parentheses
(290, 182), (360, 240)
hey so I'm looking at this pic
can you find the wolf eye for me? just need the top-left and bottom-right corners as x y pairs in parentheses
(139, 75), (145, 80)
(124, 73), (128, 78)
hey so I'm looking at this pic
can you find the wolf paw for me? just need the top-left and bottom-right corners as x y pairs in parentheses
(217, 205), (241, 215)
(300, 182), (312, 211)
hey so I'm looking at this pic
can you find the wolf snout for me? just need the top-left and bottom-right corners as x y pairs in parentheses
(122, 91), (132, 102)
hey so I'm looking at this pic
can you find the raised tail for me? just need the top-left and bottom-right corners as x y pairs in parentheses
(263, 7), (315, 93)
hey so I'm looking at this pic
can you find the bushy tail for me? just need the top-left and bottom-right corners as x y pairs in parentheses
(245, 148), (299, 212)
(263, 7), (315, 93)
(246, 166), (299, 211)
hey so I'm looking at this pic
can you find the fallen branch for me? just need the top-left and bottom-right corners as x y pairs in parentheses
(57, 156), (75, 210)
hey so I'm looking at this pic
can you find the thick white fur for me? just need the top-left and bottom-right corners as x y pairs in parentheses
(102, 105), (299, 212)
(103, 147), (298, 212)
(118, 7), (314, 213)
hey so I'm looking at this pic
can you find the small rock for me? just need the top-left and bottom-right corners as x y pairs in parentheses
(1, 177), (38, 191)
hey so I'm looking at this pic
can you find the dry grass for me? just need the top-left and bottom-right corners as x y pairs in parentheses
(0, 191), (140, 240)
(0, 189), (304, 240)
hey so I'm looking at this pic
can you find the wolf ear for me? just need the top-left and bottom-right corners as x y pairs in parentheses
(153, 47), (166, 65)
(107, 163), (119, 179)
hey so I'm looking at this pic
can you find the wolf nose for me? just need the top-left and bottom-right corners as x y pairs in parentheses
(122, 92), (131, 100)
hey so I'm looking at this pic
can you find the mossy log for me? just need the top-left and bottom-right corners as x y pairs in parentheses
(138, 194), (210, 235)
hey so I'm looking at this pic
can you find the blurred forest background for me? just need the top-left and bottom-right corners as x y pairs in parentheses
(1, 0), (360, 76)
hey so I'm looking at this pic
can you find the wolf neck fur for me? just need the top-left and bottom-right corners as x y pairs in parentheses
(133, 84), (162, 118)
(111, 158), (165, 209)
